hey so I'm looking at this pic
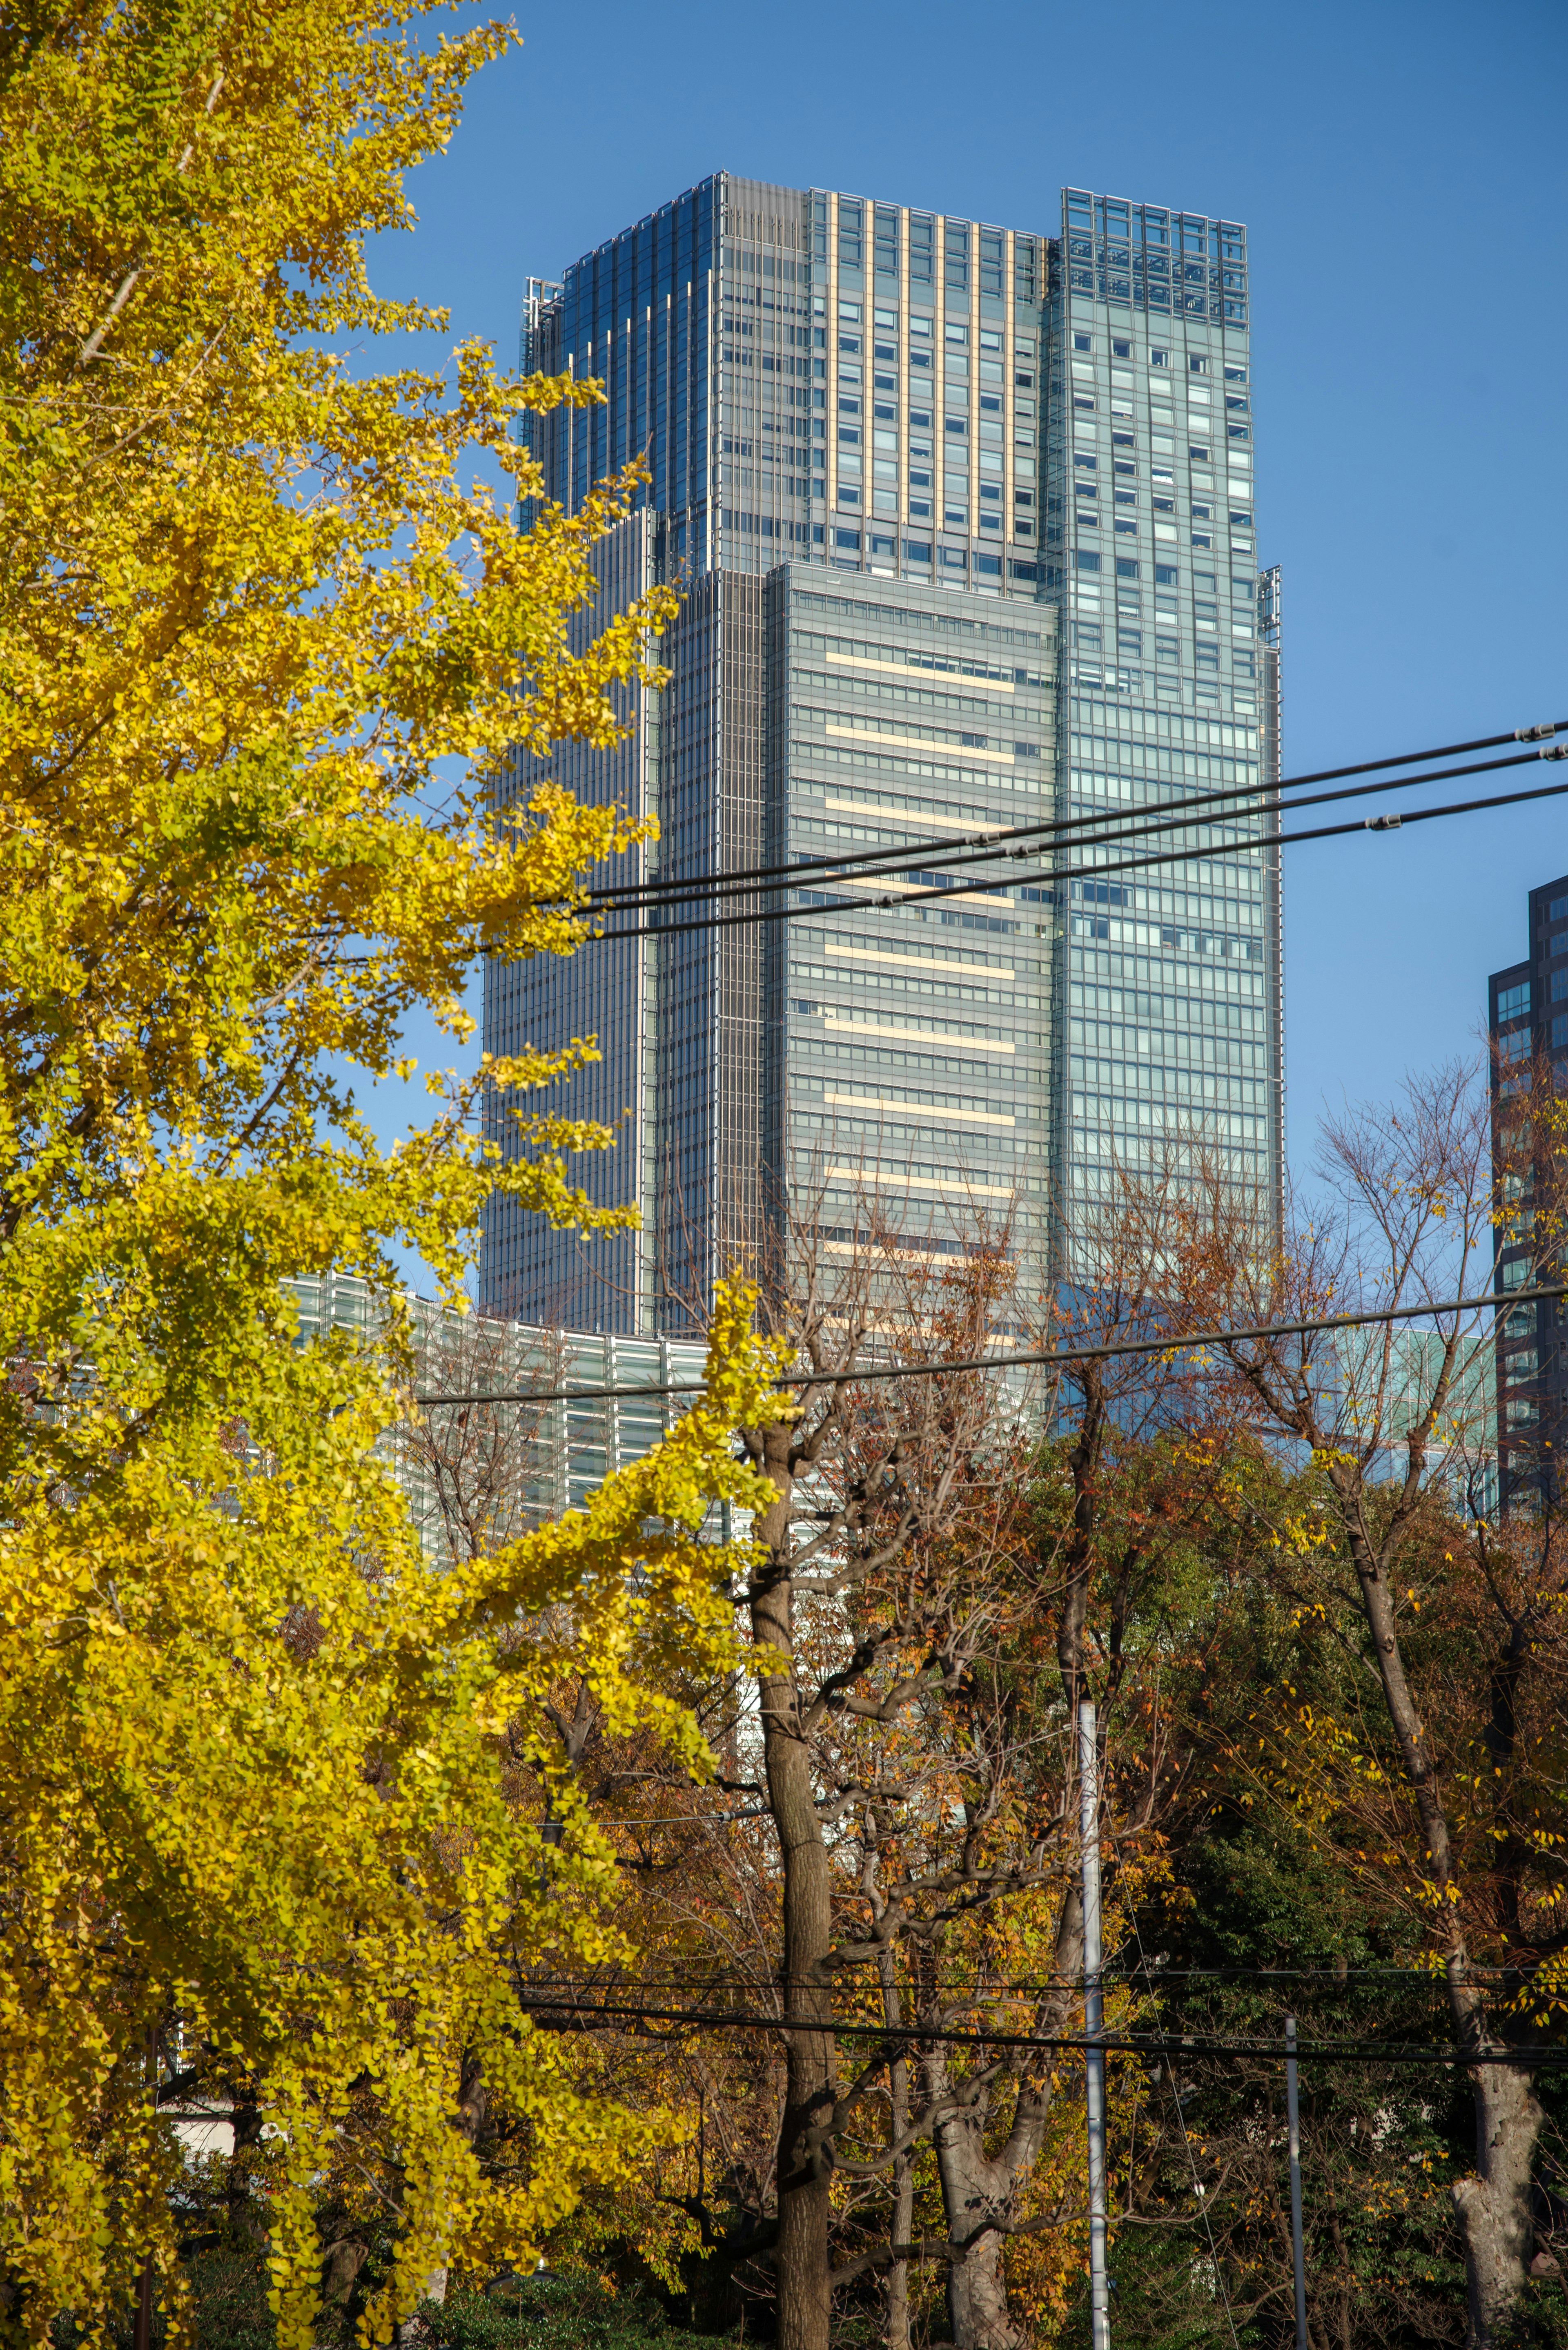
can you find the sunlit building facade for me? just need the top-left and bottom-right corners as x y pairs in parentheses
(481, 176), (1283, 1333)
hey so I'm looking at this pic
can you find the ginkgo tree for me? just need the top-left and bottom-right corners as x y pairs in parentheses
(0, 2), (782, 2342)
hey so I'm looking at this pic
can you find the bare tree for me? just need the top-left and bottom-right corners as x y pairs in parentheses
(640, 1170), (1237, 2350)
(392, 1307), (570, 1566)
(1151, 1063), (1568, 2350)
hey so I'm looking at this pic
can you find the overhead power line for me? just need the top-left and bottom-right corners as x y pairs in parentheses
(545, 717), (1564, 914)
(514, 1991), (1568, 2071)
(585, 742), (1564, 923)
(568, 766), (1568, 946)
(516, 1963), (1544, 1988)
(410, 1280), (1565, 1411)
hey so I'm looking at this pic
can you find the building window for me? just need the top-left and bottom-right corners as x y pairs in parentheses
(1498, 981), (1532, 1022)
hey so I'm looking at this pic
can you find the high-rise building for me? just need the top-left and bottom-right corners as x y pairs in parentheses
(1488, 875), (1568, 1506)
(481, 176), (1283, 1333)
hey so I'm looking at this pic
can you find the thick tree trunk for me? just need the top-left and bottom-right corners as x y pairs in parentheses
(883, 1958), (913, 2350)
(933, 2108), (1026, 2350)
(886, 2152), (913, 2350)
(927, 1893), (1083, 2350)
(1452, 2049), (1543, 2349)
(753, 1433), (835, 2350)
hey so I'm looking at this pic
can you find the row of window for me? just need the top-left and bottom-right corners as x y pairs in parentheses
(1071, 329), (1247, 381)
(826, 203), (1037, 303)
(1071, 390), (1250, 428)
(1069, 1031), (1267, 1071)
(792, 684), (1042, 736)
(1072, 996), (1269, 1037)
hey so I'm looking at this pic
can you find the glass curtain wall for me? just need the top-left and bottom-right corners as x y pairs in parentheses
(763, 565), (1058, 1314)
(484, 175), (1283, 1333)
(1048, 188), (1281, 1257)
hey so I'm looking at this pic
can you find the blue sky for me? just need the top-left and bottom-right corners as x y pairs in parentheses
(359, 0), (1567, 1274)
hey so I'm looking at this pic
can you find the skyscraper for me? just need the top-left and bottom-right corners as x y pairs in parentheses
(481, 176), (1283, 1333)
(1488, 876), (1568, 1507)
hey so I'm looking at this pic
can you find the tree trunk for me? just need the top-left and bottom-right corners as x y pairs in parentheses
(1452, 2051), (1543, 2350)
(132, 2261), (155, 2350)
(883, 1958), (913, 2350)
(753, 1430), (835, 2350)
(886, 2155), (913, 2350)
(926, 1891), (1082, 2350)
(933, 2104), (1026, 2350)
(1334, 1506), (1545, 2346)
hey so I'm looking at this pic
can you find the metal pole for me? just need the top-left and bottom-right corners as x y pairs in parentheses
(1285, 2016), (1307, 2350)
(1079, 1699), (1110, 2350)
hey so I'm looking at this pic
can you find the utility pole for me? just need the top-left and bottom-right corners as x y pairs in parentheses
(1079, 1700), (1109, 2350)
(1285, 2015), (1307, 2350)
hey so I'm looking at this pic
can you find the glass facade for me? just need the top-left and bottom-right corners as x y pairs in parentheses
(285, 1275), (710, 1545)
(1052, 190), (1282, 1245)
(764, 569), (1057, 1311)
(483, 176), (1284, 1333)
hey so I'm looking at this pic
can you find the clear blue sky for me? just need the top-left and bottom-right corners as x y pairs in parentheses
(360, 0), (1566, 1268)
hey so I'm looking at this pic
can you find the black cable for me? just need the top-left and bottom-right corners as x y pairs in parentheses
(514, 1964), (1541, 1987)
(512, 1992), (1567, 2069)
(410, 1280), (1563, 1410)
(585, 746), (1559, 923)
(574, 766), (1568, 946)
(548, 718), (1565, 913)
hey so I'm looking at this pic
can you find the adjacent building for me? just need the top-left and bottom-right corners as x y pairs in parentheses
(1489, 875), (1568, 1507)
(285, 1274), (713, 1551)
(481, 176), (1283, 1334)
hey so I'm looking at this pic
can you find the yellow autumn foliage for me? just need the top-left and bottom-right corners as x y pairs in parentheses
(0, 1), (784, 2339)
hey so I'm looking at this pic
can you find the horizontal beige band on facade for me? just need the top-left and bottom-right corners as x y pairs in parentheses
(825, 944), (1014, 978)
(833, 874), (1014, 910)
(826, 650), (1017, 693)
(827, 722), (1018, 766)
(823, 1014), (1014, 1053)
(822, 1238), (972, 1261)
(825, 1093), (1016, 1128)
(824, 795), (1007, 833)
(827, 1166), (1016, 1198)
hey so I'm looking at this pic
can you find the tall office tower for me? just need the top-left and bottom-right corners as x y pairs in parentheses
(1488, 878), (1568, 1507)
(481, 176), (1283, 1333)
